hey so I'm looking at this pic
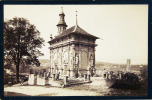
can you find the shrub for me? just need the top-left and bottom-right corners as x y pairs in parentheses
(139, 66), (148, 87)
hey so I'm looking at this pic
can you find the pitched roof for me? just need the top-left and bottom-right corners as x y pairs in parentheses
(50, 25), (99, 42)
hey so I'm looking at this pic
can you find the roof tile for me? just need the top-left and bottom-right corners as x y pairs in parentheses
(50, 25), (99, 42)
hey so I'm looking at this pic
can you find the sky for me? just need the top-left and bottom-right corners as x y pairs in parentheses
(4, 5), (148, 65)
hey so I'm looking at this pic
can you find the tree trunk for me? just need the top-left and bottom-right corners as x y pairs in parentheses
(16, 45), (20, 83)
(16, 64), (19, 83)
(16, 28), (20, 83)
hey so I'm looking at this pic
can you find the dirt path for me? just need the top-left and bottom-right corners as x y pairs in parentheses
(4, 77), (107, 96)
(4, 85), (100, 96)
(4, 77), (147, 96)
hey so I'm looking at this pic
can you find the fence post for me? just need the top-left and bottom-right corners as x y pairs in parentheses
(84, 74), (87, 81)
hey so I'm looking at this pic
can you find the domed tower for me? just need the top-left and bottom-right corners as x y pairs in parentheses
(57, 7), (67, 34)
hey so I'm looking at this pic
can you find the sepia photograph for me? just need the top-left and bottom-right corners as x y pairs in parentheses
(4, 5), (148, 96)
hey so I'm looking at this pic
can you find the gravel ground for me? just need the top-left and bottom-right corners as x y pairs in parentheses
(4, 85), (100, 96)
(4, 77), (147, 96)
(4, 77), (106, 96)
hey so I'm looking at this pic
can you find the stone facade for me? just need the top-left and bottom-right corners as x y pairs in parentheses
(48, 8), (99, 78)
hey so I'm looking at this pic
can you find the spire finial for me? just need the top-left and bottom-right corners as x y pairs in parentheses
(61, 7), (63, 11)
(61, 7), (64, 14)
(73, 10), (78, 32)
(76, 10), (78, 25)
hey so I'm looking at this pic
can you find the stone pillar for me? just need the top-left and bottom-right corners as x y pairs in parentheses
(63, 76), (68, 85)
(84, 74), (87, 81)
(87, 74), (91, 82)
(92, 68), (96, 77)
(52, 74), (56, 81)
(48, 78), (52, 85)
(50, 68), (52, 74)
(67, 69), (70, 77)
(93, 48), (95, 69)
(70, 67), (74, 78)
(28, 69), (34, 85)
(28, 74), (34, 85)
(34, 74), (37, 85)
(36, 75), (39, 85)
(50, 49), (52, 74)
(61, 69), (63, 75)
(78, 69), (81, 77)
(87, 67), (91, 75)
(56, 67), (59, 74)
(37, 71), (45, 86)
(75, 69), (79, 78)
(48, 68), (51, 74)
(54, 65), (57, 74)
(51, 68), (54, 77)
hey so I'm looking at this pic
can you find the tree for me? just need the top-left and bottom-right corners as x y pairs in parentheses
(4, 17), (44, 83)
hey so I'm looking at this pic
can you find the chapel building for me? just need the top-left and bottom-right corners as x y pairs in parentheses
(48, 8), (99, 78)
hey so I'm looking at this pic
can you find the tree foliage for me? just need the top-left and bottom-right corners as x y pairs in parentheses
(4, 17), (44, 82)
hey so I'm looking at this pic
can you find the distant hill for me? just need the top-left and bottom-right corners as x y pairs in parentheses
(39, 59), (50, 67)
(95, 61), (147, 72)
(95, 61), (125, 69)
(7, 59), (147, 74)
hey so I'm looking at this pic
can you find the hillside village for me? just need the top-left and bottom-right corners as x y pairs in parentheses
(5, 59), (147, 77)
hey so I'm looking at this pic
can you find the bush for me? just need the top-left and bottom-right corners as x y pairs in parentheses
(139, 66), (148, 87)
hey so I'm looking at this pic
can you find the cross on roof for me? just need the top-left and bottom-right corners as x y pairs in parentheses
(61, 7), (64, 14)
(76, 10), (78, 16)
(76, 10), (78, 25)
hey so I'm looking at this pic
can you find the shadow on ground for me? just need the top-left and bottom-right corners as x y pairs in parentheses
(4, 92), (30, 96)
